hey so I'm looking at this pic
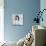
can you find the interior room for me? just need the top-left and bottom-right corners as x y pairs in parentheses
(0, 0), (46, 46)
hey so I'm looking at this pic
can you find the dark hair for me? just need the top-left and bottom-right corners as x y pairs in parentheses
(15, 15), (19, 21)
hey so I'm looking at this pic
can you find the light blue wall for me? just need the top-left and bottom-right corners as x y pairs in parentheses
(4, 0), (40, 42)
(40, 0), (46, 27)
(40, 0), (46, 44)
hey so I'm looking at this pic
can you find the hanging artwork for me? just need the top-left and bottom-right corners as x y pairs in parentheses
(12, 14), (23, 25)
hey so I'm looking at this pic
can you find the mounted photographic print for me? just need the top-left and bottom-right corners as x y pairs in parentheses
(12, 14), (23, 25)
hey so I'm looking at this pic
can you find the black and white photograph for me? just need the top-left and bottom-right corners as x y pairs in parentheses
(12, 14), (23, 25)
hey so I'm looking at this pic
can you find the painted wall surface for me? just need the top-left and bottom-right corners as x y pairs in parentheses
(0, 0), (4, 41)
(4, 0), (40, 42)
(40, 0), (46, 27)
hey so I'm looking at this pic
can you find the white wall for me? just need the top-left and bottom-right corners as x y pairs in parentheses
(0, 0), (4, 42)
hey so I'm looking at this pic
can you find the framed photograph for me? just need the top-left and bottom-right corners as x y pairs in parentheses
(12, 14), (23, 25)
